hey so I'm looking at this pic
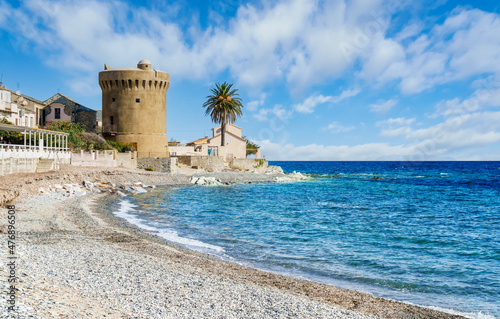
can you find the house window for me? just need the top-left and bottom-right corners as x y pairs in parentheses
(36, 109), (39, 124)
(110, 116), (114, 125)
(136, 98), (140, 103)
(55, 108), (61, 119)
(112, 98), (116, 102)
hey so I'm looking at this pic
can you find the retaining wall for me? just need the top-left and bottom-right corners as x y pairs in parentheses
(177, 155), (225, 172)
(231, 158), (268, 172)
(0, 148), (71, 175)
(137, 157), (178, 173)
(70, 150), (137, 169)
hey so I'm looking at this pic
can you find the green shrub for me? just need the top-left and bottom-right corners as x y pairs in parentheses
(146, 166), (155, 171)
(78, 132), (114, 151)
(0, 118), (23, 144)
(107, 141), (135, 152)
(245, 137), (260, 156)
(41, 121), (85, 149)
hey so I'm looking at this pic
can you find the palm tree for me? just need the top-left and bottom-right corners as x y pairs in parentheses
(203, 82), (243, 147)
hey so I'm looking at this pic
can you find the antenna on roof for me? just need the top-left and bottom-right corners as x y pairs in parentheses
(0, 72), (3, 86)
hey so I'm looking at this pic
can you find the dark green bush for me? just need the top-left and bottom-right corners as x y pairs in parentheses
(108, 141), (136, 152)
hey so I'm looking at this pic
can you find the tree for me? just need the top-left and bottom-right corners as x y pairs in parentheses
(244, 137), (260, 156)
(203, 82), (243, 147)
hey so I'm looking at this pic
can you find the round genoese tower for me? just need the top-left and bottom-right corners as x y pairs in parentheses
(99, 59), (170, 158)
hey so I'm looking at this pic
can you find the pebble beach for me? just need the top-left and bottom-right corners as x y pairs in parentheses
(0, 167), (464, 318)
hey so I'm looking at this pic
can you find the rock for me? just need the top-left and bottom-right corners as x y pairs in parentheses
(83, 180), (93, 187)
(266, 166), (284, 174)
(95, 181), (112, 188)
(130, 186), (147, 194)
(275, 171), (308, 182)
(191, 176), (223, 186)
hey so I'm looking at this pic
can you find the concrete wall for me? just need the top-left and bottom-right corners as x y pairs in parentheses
(177, 155), (225, 172)
(70, 150), (137, 169)
(0, 148), (71, 175)
(116, 152), (138, 169)
(169, 146), (195, 156)
(137, 157), (178, 173)
(231, 158), (268, 172)
(169, 145), (213, 156)
(100, 60), (170, 158)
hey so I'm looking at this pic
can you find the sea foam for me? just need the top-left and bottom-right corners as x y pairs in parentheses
(113, 199), (225, 253)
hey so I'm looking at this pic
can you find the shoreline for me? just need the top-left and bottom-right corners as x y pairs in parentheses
(0, 167), (464, 318)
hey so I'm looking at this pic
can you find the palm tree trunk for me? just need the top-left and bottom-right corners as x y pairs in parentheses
(221, 121), (226, 147)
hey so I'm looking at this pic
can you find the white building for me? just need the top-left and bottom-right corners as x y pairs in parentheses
(0, 85), (40, 127)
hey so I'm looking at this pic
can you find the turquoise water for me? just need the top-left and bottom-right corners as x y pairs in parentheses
(113, 161), (500, 318)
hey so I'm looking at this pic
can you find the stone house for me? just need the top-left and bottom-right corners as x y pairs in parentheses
(43, 93), (97, 132)
(0, 85), (44, 127)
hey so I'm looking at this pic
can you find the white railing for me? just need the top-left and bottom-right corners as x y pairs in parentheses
(0, 144), (69, 152)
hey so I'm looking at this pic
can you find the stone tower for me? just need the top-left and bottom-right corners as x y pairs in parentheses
(99, 59), (170, 158)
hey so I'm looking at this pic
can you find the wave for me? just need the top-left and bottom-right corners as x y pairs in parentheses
(112, 199), (225, 253)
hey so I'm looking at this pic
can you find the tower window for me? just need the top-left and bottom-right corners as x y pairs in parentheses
(112, 98), (116, 102)
(110, 116), (114, 125)
(55, 108), (61, 119)
(136, 98), (140, 103)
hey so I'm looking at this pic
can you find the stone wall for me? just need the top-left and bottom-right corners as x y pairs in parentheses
(176, 155), (225, 172)
(74, 110), (97, 133)
(231, 158), (268, 172)
(116, 152), (138, 169)
(137, 157), (178, 173)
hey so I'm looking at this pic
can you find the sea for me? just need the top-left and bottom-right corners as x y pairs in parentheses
(112, 161), (500, 318)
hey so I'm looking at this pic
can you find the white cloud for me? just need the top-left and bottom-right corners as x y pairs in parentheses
(259, 111), (500, 160)
(331, 88), (361, 103)
(369, 99), (397, 113)
(246, 101), (261, 112)
(363, 8), (500, 94)
(246, 93), (267, 111)
(258, 140), (420, 161)
(325, 121), (355, 133)
(294, 89), (360, 114)
(395, 23), (423, 41)
(253, 109), (270, 122)
(294, 94), (332, 113)
(431, 84), (500, 118)
(0, 2), (9, 26)
(4, 1), (500, 98)
(0, 0), (397, 94)
(253, 104), (290, 122)
(377, 117), (415, 137)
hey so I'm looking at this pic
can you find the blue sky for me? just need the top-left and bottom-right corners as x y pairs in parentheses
(1, 0), (500, 160)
